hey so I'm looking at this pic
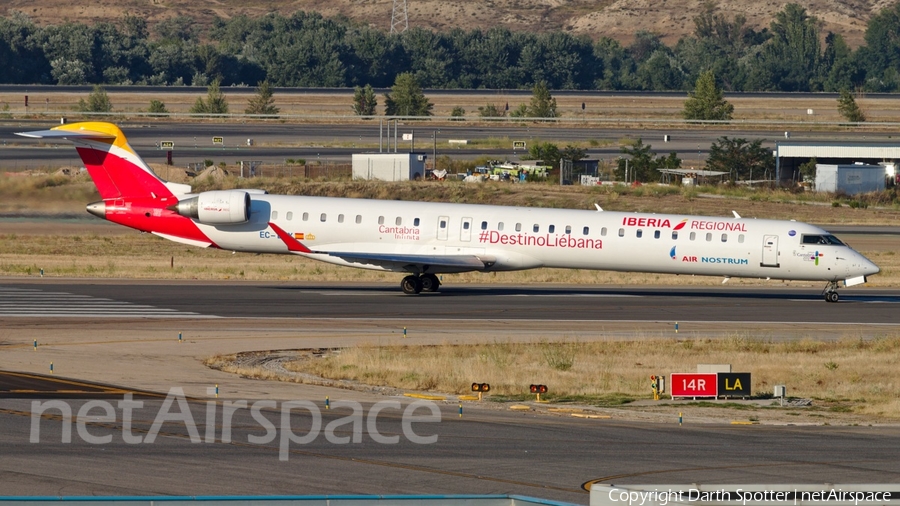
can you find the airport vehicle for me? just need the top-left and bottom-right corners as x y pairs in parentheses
(17, 122), (879, 301)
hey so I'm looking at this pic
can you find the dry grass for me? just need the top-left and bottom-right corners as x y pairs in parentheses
(0, 231), (897, 287)
(1, 176), (899, 285)
(206, 335), (900, 417)
(2, 91), (900, 124)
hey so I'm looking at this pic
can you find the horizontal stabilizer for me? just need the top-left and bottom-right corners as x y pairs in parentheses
(16, 129), (116, 140)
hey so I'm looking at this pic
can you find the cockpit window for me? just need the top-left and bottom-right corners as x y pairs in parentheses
(802, 234), (844, 246)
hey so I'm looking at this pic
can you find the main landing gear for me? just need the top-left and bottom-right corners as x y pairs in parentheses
(400, 273), (441, 295)
(823, 281), (840, 303)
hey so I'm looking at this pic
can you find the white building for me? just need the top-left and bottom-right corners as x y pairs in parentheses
(352, 153), (427, 181)
(815, 163), (885, 195)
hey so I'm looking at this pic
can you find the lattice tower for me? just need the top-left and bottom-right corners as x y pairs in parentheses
(390, 0), (409, 34)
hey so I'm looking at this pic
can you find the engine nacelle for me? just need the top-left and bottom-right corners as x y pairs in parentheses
(172, 190), (251, 225)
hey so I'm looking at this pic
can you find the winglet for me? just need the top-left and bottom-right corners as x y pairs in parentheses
(268, 222), (313, 253)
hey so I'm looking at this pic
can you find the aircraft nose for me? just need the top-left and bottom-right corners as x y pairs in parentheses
(864, 259), (880, 276)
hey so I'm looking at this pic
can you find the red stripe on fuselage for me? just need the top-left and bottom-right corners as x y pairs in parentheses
(104, 197), (220, 248)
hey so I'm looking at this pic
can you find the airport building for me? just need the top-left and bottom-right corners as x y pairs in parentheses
(775, 141), (900, 187)
(352, 152), (428, 181)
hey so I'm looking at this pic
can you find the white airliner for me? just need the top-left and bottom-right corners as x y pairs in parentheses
(17, 122), (879, 302)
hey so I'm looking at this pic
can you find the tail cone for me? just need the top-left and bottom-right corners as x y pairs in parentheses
(86, 201), (106, 219)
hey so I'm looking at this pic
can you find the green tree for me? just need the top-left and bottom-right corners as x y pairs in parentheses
(837, 89), (865, 122)
(148, 99), (168, 117)
(656, 151), (682, 170)
(190, 80), (228, 115)
(799, 157), (818, 182)
(561, 145), (587, 164)
(509, 104), (529, 117)
(478, 104), (505, 117)
(383, 73), (432, 116)
(527, 81), (557, 118)
(752, 4), (822, 91)
(351, 84), (377, 116)
(821, 33), (860, 91)
(77, 85), (112, 112)
(450, 106), (465, 119)
(683, 70), (733, 120)
(245, 80), (279, 116)
(528, 142), (562, 168)
(617, 139), (658, 182)
(858, 4), (900, 91)
(706, 136), (775, 182)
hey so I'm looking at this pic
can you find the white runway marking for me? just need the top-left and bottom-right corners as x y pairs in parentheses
(0, 287), (217, 318)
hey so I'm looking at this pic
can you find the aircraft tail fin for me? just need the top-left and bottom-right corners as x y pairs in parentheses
(16, 122), (190, 200)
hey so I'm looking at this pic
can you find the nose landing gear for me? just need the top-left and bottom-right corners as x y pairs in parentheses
(823, 281), (840, 303)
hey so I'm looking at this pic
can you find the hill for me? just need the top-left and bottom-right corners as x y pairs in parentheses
(2, 0), (893, 47)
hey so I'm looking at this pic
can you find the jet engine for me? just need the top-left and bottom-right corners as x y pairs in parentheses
(171, 190), (251, 225)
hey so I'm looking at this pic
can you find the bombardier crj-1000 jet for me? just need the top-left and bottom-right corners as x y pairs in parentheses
(17, 122), (879, 301)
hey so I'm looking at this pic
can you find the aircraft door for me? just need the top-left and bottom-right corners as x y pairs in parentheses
(761, 234), (780, 267)
(460, 217), (473, 242)
(437, 216), (449, 241)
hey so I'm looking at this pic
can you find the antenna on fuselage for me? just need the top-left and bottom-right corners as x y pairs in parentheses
(594, 204), (603, 212)
(732, 210), (741, 219)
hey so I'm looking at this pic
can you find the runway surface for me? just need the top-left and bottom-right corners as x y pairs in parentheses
(1, 281), (897, 327)
(3, 372), (900, 502)
(2, 281), (900, 502)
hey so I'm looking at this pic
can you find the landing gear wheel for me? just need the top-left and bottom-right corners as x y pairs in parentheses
(420, 273), (441, 292)
(400, 275), (423, 295)
(825, 291), (839, 303)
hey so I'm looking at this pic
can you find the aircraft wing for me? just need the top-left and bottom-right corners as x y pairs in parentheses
(323, 251), (493, 269)
(268, 222), (493, 271)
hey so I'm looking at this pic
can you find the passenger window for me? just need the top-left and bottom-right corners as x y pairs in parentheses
(654, 230), (660, 239)
(690, 232), (696, 241)
(706, 233), (712, 242)
(565, 225), (572, 235)
(583, 226), (589, 235)
(355, 215), (362, 224)
(396, 217), (402, 226)
(463, 222), (470, 230)
(481, 221), (488, 230)
(271, 211), (278, 220)
(601, 227), (607, 236)
(738, 234), (744, 243)
(636, 229), (643, 238)
(320, 213), (327, 222)
(549, 225), (555, 233)
(378, 216), (384, 225)
(302, 212), (309, 221)
(338, 214), (344, 223)
(618, 228), (624, 237)
(721, 233), (727, 242)
(515, 223), (522, 232)
(414, 218), (420, 226)
(534, 224), (540, 233)
(286, 212), (293, 221)
(498, 222), (504, 231)
(672, 231), (678, 240)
